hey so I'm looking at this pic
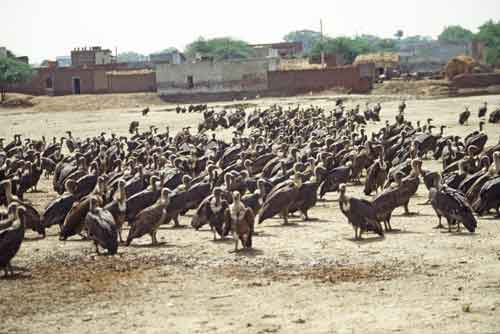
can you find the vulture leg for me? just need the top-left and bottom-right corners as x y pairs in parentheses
(402, 203), (417, 216)
(79, 233), (88, 240)
(212, 226), (217, 241)
(496, 205), (500, 218)
(118, 227), (123, 243)
(282, 208), (290, 225)
(443, 218), (453, 233)
(456, 222), (462, 233)
(151, 231), (158, 245)
(433, 215), (445, 229)
(230, 230), (239, 253)
(353, 226), (359, 240)
(94, 242), (100, 255)
(302, 209), (310, 221)
(386, 219), (393, 232)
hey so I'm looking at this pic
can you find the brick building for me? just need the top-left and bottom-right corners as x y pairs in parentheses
(71, 46), (114, 66)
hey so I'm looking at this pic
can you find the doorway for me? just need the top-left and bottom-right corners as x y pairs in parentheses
(187, 75), (194, 89)
(73, 77), (81, 94)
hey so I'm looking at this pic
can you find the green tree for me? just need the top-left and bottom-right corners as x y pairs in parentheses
(160, 47), (179, 53)
(185, 37), (255, 61)
(438, 25), (474, 43)
(354, 35), (397, 52)
(117, 51), (148, 62)
(0, 57), (33, 103)
(311, 36), (372, 64)
(283, 30), (322, 54)
(394, 30), (404, 40)
(476, 20), (500, 65)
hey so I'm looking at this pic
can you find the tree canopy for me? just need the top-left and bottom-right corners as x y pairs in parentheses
(283, 30), (322, 53)
(476, 20), (500, 65)
(117, 51), (148, 62)
(0, 56), (34, 102)
(184, 37), (255, 60)
(311, 36), (373, 64)
(309, 35), (397, 64)
(438, 25), (474, 43)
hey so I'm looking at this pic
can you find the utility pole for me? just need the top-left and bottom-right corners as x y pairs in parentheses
(320, 19), (325, 67)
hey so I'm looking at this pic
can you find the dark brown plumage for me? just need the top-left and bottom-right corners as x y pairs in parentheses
(85, 197), (119, 254)
(126, 188), (170, 246)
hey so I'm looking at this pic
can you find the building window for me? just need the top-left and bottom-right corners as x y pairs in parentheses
(45, 77), (53, 89)
(187, 75), (194, 89)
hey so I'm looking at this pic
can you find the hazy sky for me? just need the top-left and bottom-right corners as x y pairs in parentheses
(1, 0), (499, 63)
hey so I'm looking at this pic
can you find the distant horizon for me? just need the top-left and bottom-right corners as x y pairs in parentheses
(1, 0), (499, 63)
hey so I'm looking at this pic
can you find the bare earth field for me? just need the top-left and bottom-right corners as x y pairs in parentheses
(1, 93), (500, 334)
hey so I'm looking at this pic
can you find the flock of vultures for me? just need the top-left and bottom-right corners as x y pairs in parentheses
(1, 99), (500, 278)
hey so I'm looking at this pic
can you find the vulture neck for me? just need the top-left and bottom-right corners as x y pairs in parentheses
(494, 155), (500, 175)
(338, 191), (350, 212)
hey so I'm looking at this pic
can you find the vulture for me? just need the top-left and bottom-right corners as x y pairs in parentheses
(0, 179), (45, 237)
(85, 197), (119, 255)
(59, 195), (98, 240)
(338, 184), (384, 240)
(224, 192), (254, 252)
(0, 205), (26, 277)
(465, 121), (488, 153)
(41, 179), (78, 230)
(125, 175), (161, 224)
(489, 108), (500, 124)
(472, 176), (500, 216)
(429, 174), (477, 233)
(104, 180), (127, 243)
(318, 164), (351, 199)
(258, 171), (302, 225)
(191, 188), (231, 240)
(458, 107), (471, 125)
(364, 151), (387, 196)
(126, 188), (170, 246)
(478, 102), (488, 118)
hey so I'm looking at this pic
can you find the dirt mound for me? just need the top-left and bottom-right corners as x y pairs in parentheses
(445, 55), (490, 80)
(0, 92), (169, 113)
(0, 94), (36, 108)
(371, 79), (454, 97)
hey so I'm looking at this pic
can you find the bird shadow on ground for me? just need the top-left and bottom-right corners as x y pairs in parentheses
(318, 198), (338, 203)
(393, 212), (434, 218)
(29, 190), (46, 194)
(210, 237), (234, 244)
(128, 242), (178, 249)
(23, 236), (47, 242)
(302, 217), (331, 224)
(267, 222), (310, 229)
(480, 216), (500, 221)
(253, 231), (276, 238)
(169, 225), (189, 230)
(385, 229), (422, 235)
(0, 273), (32, 281)
(60, 238), (89, 243)
(345, 236), (385, 244)
(447, 232), (478, 237)
(234, 248), (264, 257)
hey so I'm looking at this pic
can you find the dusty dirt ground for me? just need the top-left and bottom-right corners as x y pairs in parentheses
(1, 93), (500, 334)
